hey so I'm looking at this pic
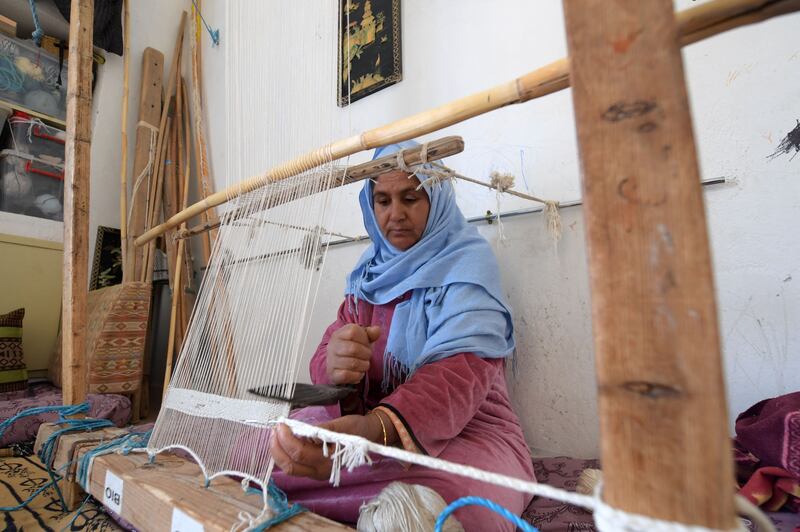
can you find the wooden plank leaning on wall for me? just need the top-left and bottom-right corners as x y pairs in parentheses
(62, 0), (94, 407)
(124, 48), (163, 283)
(563, 0), (735, 527)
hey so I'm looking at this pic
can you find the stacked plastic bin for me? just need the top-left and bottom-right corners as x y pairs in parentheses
(0, 111), (66, 221)
(0, 31), (68, 222)
(0, 32), (68, 120)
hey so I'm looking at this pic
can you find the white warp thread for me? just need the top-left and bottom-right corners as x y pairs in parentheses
(278, 418), (771, 532)
(164, 387), (286, 425)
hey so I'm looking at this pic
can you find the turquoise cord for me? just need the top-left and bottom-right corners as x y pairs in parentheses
(435, 496), (539, 532)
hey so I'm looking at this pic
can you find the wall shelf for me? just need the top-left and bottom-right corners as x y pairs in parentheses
(0, 210), (63, 243)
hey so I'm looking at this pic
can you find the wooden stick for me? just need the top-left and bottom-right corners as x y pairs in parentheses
(563, 0), (735, 526)
(141, 12), (186, 281)
(119, 0), (130, 282)
(162, 117), (179, 287)
(62, 0), (93, 407)
(178, 78), (196, 339)
(127, 48), (164, 280)
(190, 0), (219, 262)
(162, 237), (184, 400)
(165, 77), (200, 393)
(134, 0), (800, 248)
(174, 136), (465, 240)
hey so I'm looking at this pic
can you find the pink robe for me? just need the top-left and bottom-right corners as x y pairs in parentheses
(272, 294), (535, 531)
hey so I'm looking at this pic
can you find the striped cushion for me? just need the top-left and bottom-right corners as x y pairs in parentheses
(0, 308), (27, 392)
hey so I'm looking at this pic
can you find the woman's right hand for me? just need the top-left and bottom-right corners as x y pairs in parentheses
(326, 324), (381, 385)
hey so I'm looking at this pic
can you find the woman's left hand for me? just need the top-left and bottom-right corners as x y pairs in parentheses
(271, 415), (378, 480)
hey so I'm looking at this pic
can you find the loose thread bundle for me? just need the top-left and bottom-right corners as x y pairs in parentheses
(239, 482), (307, 531)
(0, 404), (113, 513)
(0, 402), (90, 439)
(431, 162), (563, 243)
(489, 172), (515, 241)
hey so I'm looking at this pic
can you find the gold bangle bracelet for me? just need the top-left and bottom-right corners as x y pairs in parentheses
(371, 410), (388, 446)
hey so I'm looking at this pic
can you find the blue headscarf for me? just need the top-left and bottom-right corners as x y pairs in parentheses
(346, 141), (515, 387)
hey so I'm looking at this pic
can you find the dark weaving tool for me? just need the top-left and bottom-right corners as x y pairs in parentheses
(248, 383), (356, 408)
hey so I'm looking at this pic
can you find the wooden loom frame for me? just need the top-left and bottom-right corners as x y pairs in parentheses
(58, 0), (799, 529)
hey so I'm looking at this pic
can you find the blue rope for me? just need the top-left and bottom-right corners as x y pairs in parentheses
(28, 0), (45, 46)
(0, 402), (90, 440)
(191, 0), (220, 47)
(0, 405), (136, 515)
(37, 418), (115, 469)
(245, 481), (307, 530)
(0, 56), (25, 93)
(434, 496), (540, 532)
(36, 416), (114, 512)
(76, 430), (151, 490)
(62, 493), (93, 530)
(0, 408), (115, 513)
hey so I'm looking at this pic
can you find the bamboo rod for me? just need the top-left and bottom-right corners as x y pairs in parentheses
(173, 136), (464, 240)
(680, 0), (800, 45)
(164, 76), (198, 393)
(119, 0), (130, 282)
(135, 0), (799, 248)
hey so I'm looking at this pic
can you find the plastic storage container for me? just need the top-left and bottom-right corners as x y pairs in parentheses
(7, 111), (66, 161)
(0, 149), (64, 221)
(0, 33), (68, 120)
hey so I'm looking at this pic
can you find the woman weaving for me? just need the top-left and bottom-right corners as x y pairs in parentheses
(271, 141), (535, 531)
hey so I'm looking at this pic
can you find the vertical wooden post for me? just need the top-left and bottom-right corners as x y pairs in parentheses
(562, 0), (735, 527)
(119, 0), (130, 281)
(62, 0), (94, 406)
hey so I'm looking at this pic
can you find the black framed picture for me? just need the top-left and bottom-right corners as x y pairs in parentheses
(338, 0), (402, 107)
(90, 226), (123, 290)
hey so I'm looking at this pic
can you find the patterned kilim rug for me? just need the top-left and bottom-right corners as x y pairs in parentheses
(0, 455), (122, 531)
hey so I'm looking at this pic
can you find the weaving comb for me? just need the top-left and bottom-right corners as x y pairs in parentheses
(248, 383), (356, 408)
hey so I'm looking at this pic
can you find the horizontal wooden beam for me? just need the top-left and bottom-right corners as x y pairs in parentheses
(86, 453), (352, 531)
(174, 135), (464, 241)
(36, 423), (354, 531)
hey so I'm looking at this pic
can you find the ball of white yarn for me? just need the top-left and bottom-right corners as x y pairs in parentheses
(34, 193), (63, 216)
(1, 170), (33, 198)
(357, 482), (464, 532)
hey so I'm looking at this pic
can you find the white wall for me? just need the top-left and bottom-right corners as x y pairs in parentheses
(197, 0), (799, 458)
(91, 0), (192, 274)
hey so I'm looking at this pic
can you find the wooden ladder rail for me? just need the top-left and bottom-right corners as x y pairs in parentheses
(62, 0), (94, 408)
(563, 0), (736, 527)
